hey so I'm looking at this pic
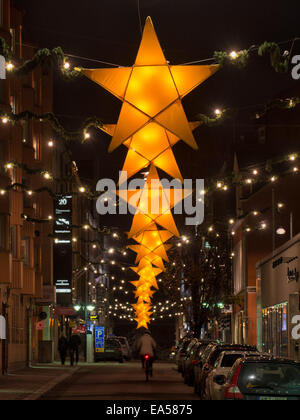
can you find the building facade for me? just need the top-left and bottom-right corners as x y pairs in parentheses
(0, 1), (57, 373)
(257, 232), (300, 361)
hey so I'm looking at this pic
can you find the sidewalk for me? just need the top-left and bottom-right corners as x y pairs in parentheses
(0, 362), (80, 400)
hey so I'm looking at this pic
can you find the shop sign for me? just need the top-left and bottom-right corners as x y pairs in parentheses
(287, 267), (299, 283)
(36, 320), (45, 331)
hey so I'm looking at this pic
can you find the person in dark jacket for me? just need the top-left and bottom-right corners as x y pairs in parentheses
(69, 333), (81, 366)
(58, 334), (68, 366)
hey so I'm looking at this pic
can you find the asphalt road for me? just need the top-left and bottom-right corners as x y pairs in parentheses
(39, 362), (200, 400)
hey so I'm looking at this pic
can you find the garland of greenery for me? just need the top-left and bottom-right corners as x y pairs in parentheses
(0, 36), (296, 81)
(0, 110), (103, 142)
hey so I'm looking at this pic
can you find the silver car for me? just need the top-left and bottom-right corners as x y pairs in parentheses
(115, 336), (131, 361)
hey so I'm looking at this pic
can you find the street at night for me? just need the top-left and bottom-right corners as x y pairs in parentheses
(38, 362), (199, 401)
(1, 0), (300, 410)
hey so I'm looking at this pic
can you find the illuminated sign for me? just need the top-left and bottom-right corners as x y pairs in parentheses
(54, 195), (73, 305)
(95, 326), (105, 353)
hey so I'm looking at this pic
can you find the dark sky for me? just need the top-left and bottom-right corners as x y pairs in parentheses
(18, 0), (300, 222)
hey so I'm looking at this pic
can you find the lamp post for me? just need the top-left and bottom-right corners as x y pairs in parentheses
(73, 304), (95, 362)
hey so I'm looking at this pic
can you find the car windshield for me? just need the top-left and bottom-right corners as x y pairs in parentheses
(238, 363), (300, 395)
(221, 354), (244, 368)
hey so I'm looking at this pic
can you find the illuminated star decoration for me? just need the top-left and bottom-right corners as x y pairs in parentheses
(78, 17), (219, 329)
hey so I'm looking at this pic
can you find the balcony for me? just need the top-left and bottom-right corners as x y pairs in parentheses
(12, 260), (24, 289)
(0, 251), (12, 285)
(35, 285), (56, 305)
(22, 266), (35, 295)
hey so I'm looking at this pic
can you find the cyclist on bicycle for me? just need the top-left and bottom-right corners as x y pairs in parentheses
(137, 330), (157, 375)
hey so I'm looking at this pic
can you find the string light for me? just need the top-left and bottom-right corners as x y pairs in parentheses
(43, 172), (51, 180)
(6, 62), (14, 71)
(229, 50), (238, 60)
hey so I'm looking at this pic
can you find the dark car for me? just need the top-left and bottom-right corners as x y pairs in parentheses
(182, 339), (198, 378)
(175, 338), (193, 374)
(95, 338), (123, 363)
(222, 356), (300, 400)
(183, 340), (215, 387)
(194, 343), (257, 399)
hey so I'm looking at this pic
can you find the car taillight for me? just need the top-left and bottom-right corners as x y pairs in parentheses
(224, 364), (244, 400)
(203, 363), (212, 372)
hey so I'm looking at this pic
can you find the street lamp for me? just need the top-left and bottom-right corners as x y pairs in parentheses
(73, 304), (96, 362)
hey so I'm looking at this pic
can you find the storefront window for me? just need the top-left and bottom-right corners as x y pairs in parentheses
(262, 303), (288, 357)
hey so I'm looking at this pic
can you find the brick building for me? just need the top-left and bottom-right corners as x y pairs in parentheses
(0, 0), (56, 373)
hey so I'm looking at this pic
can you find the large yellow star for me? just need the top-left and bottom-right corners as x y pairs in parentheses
(77, 17), (219, 154)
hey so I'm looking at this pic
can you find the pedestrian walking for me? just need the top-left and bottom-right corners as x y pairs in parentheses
(69, 333), (81, 366)
(58, 334), (68, 366)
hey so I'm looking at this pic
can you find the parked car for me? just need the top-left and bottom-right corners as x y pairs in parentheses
(194, 343), (257, 399)
(221, 356), (300, 400)
(115, 336), (131, 360)
(182, 338), (198, 378)
(95, 338), (123, 363)
(176, 338), (193, 374)
(183, 340), (215, 387)
(204, 351), (262, 400)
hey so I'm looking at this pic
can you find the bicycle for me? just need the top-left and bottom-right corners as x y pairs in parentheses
(144, 354), (152, 382)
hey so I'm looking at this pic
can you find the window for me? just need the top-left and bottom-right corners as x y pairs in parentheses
(0, 141), (5, 174)
(0, 0), (3, 27)
(32, 77), (41, 106)
(33, 125), (41, 160)
(21, 238), (30, 266)
(262, 303), (288, 357)
(0, 80), (5, 104)
(34, 244), (40, 268)
(10, 95), (16, 114)
(22, 122), (29, 144)
(0, 214), (6, 249)
(10, 28), (16, 54)
(10, 226), (17, 258)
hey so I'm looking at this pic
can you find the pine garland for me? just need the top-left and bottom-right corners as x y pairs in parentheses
(258, 41), (290, 73)
(0, 109), (103, 142)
